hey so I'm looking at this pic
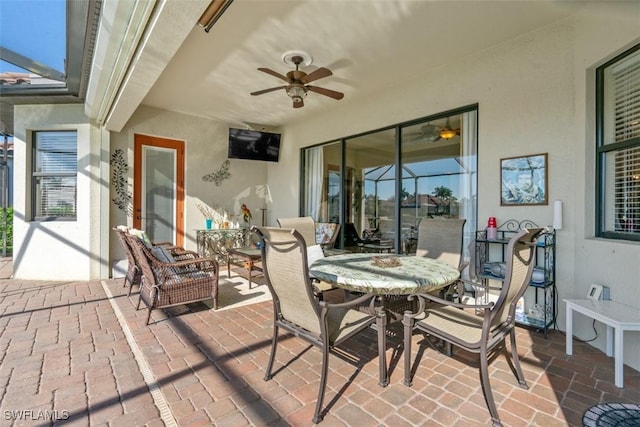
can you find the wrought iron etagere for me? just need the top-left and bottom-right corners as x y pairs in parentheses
(475, 219), (556, 337)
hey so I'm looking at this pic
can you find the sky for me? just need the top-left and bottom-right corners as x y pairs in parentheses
(0, 0), (66, 74)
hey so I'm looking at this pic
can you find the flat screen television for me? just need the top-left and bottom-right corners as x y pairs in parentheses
(227, 128), (281, 162)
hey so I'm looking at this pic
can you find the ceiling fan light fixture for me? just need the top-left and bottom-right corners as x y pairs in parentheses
(286, 85), (307, 100)
(252, 52), (343, 108)
(439, 128), (457, 140)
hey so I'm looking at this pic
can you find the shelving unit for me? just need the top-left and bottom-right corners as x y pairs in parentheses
(474, 219), (556, 336)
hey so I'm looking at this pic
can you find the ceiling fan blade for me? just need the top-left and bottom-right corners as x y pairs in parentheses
(257, 67), (290, 83)
(293, 98), (304, 108)
(307, 85), (344, 100)
(300, 67), (332, 84)
(250, 86), (287, 96)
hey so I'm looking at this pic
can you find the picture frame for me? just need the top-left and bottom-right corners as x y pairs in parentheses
(500, 153), (548, 206)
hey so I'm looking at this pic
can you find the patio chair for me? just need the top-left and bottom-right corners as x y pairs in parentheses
(276, 216), (337, 299)
(276, 216), (316, 244)
(403, 227), (545, 427)
(315, 222), (341, 250)
(113, 226), (197, 295)
(113, 226), (142, 292)
(125, 232), (219, 324)
(415, 218), (468, 300)
(252, 226), (386, 424)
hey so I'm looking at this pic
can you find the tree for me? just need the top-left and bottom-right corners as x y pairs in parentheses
(432, 186), (456, 215)
(400, 187), (411, 201)
(432, 186), (453, 201)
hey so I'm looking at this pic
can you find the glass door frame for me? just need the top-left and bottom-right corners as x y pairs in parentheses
(133, 133), (185, 248)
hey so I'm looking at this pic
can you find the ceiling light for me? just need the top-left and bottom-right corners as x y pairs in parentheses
(286, 84), (307, 103)
(439, 117), (459, 140)
(439, 128), (457, 139)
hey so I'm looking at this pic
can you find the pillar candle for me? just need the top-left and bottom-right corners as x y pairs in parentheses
(553, 200), (563, 230)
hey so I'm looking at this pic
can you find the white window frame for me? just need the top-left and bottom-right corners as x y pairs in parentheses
(32, 130), (78, 221)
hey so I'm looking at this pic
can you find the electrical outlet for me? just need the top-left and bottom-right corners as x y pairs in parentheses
(587, 283), (610, 301)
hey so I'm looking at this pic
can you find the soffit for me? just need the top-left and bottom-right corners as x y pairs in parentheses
(136, 0), (586, 129)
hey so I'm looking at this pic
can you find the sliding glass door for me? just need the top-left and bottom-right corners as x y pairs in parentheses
(302, 106), (477, 258)
(400, 111), (477, 257)
(345, 128), (396, 249)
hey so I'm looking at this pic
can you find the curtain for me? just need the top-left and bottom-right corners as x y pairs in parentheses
(459, 110), (478, 279)
(305, 147), (323, 221)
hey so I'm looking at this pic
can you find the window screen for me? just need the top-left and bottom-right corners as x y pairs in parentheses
(598, 44), (640, 240)
(33, 131), (77, 220)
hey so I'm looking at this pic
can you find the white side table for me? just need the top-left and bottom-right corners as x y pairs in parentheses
(564, 298), (640, 388)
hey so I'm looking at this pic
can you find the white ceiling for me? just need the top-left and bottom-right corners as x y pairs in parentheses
(135, 1), (586, 130)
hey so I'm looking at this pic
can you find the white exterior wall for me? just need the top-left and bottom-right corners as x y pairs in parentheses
(269, 4), (640, 371)
(12, 104), (104, 280)
(109, 106), (271, 262)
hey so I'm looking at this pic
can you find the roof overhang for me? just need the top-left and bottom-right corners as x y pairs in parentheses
(0, 0), (101, 136)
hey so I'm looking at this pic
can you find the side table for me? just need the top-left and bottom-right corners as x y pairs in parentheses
(226, 247), (263, 288)
(564, 298), (640, 388)
(363, 241), (394, 253)
(196, 228), (250, 263)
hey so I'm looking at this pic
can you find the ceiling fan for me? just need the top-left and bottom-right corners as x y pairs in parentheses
(250, 54), (344, 108)
(405, 118), (460, 144)
(405, 123), (442, 143)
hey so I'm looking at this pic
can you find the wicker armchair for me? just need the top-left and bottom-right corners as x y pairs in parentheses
(403, 227), (545, 427)
(113, 227), (142, 292)
(113, 226), (198, 295)
(125, 232), (219, 324)
(253, 226), (386, 424)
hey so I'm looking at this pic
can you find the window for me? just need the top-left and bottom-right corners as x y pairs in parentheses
(32, 131), (77, 220)
(597, 44), (640, 241)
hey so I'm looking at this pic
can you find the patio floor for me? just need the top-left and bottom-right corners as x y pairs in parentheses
(0, 264), (639, 426)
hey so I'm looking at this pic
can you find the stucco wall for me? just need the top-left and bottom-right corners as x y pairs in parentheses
(109, 106), (272, 263)
(12, 104), (103, 280)
(269, 4), (640, 370)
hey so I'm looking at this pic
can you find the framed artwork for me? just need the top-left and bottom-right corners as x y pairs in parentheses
(500, 153), (548, 206)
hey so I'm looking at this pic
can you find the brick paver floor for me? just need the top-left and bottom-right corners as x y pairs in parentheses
(0, 274), (638, 426)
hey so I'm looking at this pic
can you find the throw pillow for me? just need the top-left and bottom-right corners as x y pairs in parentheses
(307, 244), (325, 266)
(151, 246), (175, 263)
(130, 228), (153, 248)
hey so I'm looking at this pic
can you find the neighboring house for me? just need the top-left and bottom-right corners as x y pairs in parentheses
(6, 1), (640, 374)
(0, 72), (30, 85)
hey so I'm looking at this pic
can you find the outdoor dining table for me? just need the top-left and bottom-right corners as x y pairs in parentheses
(309, 252), (461, 386)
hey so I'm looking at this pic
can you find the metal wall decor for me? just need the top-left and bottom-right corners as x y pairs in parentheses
(202, 159), (231, 186)
(500, 153), (548, 206)
(110, 149), (132, 213)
